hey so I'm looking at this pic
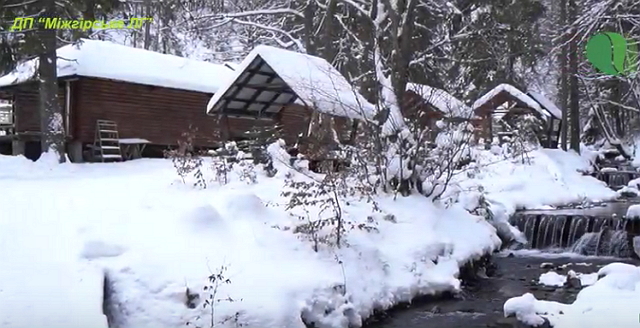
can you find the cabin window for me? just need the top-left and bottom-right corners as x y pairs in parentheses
(0, 103), (12, 125)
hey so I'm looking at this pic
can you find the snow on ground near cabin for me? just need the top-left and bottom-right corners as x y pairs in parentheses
(0, 38), (234, 94)
(0, 147), (500, 328)
(504, 263), (640, 328)
(448, 148), (617, 242)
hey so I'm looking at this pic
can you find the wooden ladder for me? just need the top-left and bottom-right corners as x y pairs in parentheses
(93, 120), (123, 162)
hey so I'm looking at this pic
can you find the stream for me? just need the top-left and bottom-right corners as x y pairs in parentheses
(367, 251), (640, 328)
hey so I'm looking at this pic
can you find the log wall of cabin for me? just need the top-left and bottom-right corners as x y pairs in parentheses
(74, 78), (222, 146)
(13, 83), (67, 134)
(74, 78), (288, 147)
(10, 78), (357, 155)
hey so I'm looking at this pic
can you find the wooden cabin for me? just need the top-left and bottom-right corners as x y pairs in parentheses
(403, 83), (480, 141)
(472, 84), (562, 148)
(206, 45), (371, 163)
(0, 39), (255, 162)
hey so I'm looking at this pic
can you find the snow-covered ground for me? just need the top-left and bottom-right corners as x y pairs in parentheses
(0, 142), (623, 328)
(0, 145), (501, 328)
(505, 263), (640, 328)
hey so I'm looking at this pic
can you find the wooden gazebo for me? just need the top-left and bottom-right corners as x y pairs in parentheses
(472, 84), (562, 148)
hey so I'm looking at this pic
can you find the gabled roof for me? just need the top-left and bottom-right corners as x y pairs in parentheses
(406, 83), (473, 118)
(206, 45), (376, 120)
(0, 39), (234, 94)
(527, 91), (562, 119)
(472, 83), (551, 119)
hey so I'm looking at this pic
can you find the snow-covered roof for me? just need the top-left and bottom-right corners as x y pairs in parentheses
(406, 83), (473, 118)
(472, 84), (551, 118)
(207, 45), (376, 120)
(0, 39), (234, 94)
(527, 91), (562, 119)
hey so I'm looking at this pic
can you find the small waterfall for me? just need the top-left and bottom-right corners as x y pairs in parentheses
(567, 216), (588, 247)
(508, 211), (640, 258)
(571, 228), (633, 257)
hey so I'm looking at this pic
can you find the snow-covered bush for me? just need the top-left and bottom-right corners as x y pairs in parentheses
(501, 113), (544, 164)
(186, 264), (245, 328)
(164, 127), (207, 188)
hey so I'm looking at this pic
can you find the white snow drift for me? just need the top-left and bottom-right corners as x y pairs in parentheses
(505, 263), (640, 328)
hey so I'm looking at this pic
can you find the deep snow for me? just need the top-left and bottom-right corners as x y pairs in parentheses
(0, 146), (500, 328)
(0, 142), (622, 328)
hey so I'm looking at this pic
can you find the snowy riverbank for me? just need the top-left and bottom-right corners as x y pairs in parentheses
(0, 147), (501, 328)
(450, 148), (617, 242)
(505, 262), (640, 328)
(0, 145), (619, 328)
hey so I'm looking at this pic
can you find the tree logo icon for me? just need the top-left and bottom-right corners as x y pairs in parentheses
(586, 32), (638, 76)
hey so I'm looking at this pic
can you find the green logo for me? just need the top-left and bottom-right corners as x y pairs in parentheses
(585, 32), (638, 76)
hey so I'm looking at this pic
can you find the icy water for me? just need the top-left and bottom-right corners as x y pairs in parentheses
(509, 200), (640, 256)
(367, 251), (640, 328)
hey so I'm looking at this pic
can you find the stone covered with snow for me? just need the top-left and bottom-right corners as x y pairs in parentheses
(625, 204), (640, 219)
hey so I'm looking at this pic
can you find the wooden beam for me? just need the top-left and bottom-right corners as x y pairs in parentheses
(238, 66), (280, 114)
(242, 83), (295, 94)
(221, 97), (292, 108)
(224, 108), (279, 119)
(217, 61), (261, 113)
(257, 89), (297, 116)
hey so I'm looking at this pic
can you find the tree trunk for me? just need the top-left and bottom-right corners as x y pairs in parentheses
(38, 0), (66, 162)
(143, 0), (152, 50)
(302, 0), (317, 56)
(558, 0), (569, 150)
(568, 0), (580, 153)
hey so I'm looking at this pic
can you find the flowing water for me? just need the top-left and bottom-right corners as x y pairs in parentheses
(368, 252), (640, 328)
(508, 201), (640, 257)
(367, 200), (640, 328)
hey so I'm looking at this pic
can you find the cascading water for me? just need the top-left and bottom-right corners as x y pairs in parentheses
(509, 210), (640, 257)
(571, 228), (632, 257)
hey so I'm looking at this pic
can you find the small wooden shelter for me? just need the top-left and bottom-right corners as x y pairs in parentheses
(206, 45), (375, 159)
(403, 83), (480, 140)
(472, 84), (562, 148)
(0, 39), (239, 161)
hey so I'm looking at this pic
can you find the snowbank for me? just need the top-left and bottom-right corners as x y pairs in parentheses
(450, 148), (616, 241)
(627, 204), (640, 219)
(504, 263), (640, 328)
(0, 150), (500, 328)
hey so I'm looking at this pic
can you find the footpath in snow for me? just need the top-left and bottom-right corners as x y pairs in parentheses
(0, 143), (619, 328)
